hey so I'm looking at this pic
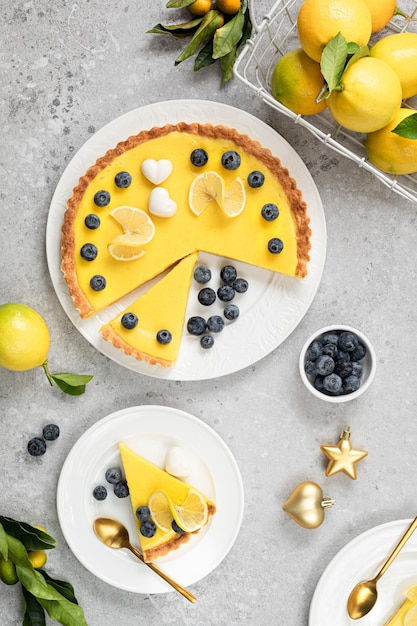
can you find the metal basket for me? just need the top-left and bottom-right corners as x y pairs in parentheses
(234, 0), (417, 203)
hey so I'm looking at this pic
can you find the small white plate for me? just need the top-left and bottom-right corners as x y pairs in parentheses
(57, 405), (244, 594)
(309, 519), (417, 625)
(46, 99), (326, 380)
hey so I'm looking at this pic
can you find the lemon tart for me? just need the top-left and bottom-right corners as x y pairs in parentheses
(100, 252), (198, 368)
(383, 584), (417, 625)
(119, 442), (216, 562)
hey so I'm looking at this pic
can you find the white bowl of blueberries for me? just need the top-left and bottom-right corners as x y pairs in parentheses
(299, 325), (376, 403)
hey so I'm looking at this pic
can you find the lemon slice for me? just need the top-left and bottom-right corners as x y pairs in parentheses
(109, 206), (155, 243)
(223, 177), (246, 217)
(108, 240), (145, 261)
(405, 585), (417, 603)
(148, 491), (174, 533)
(405, 604), (417, 626)
(167, 488), (208, 532)
(189, 171), (225, 216)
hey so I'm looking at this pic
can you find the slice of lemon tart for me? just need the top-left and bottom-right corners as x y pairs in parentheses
(100, 252), (198, 368)
(383, 584), (417, 625)
(119, 442), (216, 562)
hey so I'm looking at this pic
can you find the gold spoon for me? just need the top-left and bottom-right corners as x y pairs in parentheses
(93, 517), (196, 603)
(347, 516), (417, 619)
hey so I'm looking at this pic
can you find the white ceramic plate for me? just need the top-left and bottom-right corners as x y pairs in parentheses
(56, 405), (244, 594)
(46, 99), (326, 380)
(309, 519), (417, 625)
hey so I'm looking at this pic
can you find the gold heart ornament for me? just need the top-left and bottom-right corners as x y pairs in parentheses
(282, 481), (335, 529)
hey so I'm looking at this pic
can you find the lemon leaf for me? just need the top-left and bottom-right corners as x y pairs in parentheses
(50, 373), (93, 396)
(194, 39), (216, 71)
(392, 113), (417, 139)
(220, 45), (237, 83)
(146, 18), (202, 39)
(175, 10), (223, 65)
(320, 32), (348, 97)
(344, 45), (369, 72)
(21, 586), (46, 626)
(212, 8), (244, 59)
(166, 0), (195, 7)
(0, 518), (56, 552)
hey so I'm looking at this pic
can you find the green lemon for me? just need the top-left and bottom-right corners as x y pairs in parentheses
(0, 557), (18, 585)
(0, 303), (50, 371)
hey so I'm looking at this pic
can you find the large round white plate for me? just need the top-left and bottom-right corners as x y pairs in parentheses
(57, 405), (244, 594)
(46, 99), (326, 380)
(309, 519), (417, 625)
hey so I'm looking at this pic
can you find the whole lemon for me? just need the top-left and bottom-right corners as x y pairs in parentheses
(297, 0), (372, 62)
(328, 57), (402, 133)
(271, 48), (327, 115)
(28, 550), (47, 569)
(365, 108), (417, 175)
(370, 33), (417, 99)
(362, 0), (397, 32)
(0, 558), (18, 585)
(0, 303), (50, 371)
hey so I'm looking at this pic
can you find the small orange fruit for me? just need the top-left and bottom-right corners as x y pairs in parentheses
(216, 0), (241, 15)
(188, 0), (212, 16)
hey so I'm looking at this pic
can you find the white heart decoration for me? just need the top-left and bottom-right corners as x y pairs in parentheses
(148, 187), (177, 218)
(141, 158), (173, 185)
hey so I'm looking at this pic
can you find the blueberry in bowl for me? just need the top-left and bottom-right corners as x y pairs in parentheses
(299, 325), (376, 403)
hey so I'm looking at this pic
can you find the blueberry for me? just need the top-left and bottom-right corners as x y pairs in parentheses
(172, 520), (185, 534)
(304, 360), (317, 375)
(114, 482), (129, 498)
(93, 190), (110, 207)
(315, 354), (335, 376)
(322, 343), (338, 358)
(90, 275), (106, 291)
(187, 316), (206, 335)
(193, 265), (212, 284)
(343, 375), (361, 393)
(85, 213), (100, 229)
(217, 285), (235, 302)
(93, 485), (107, 501)
(190, 148), (208, 167)
(313, 375), (325, 392)
(42, 424), (60, 441)
(198, 287), (216, 306)
(248, 170), (265, 188)
(200, 335), (214, 349)
(306, 341), (323, 361)
(156, 329), (172, 344)
(224, 303), (240, 321)
(27, 437), (47, 457)
(140, 520), (157, 538)
(351, 343), (367, 361)
(136, 506), (151, 522)
(80, 243), (98, 261)
(351, 362), (363, 378)
(338, 331), (359, 352)
(221, 150), (241, 170)
(333, 351), (351, 374)
(268, 238), (284, 254)
(121, 312), (138, 329)
(261, 203), (279, 221)
(232, 278), (248, 293)
(220, 265), (237, 285)
(321, 332), (339, 346)
(336, 361), (353, 379)
(114, 171), (132, 188)
(323, 373), (343, 393)
(105, 467), (122, 484)
(207, 315), (224, 333)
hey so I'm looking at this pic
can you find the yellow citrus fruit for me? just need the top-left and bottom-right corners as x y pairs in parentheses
(405, 585), (417, 603)
(167, 488), (208, 532)
(109, 206), (155, 243)
(0, 303), (50, 372)
(27, 550), (47, 569)
(365, 108), (417, 175)
(405, 604), (417, 626)
(327, 56), (402, 133)
(271, 48), (327, 115)
(223, 177), (246, 217)
(148, 491), (174, 532)
(362, 0), (397, 32)
(370, 33), (417, 99)
(0, 558), (18, 585)
(297, 0), (372, 62)
(189, 171), (225, 215)
(216, 0), (240, 15)
(188, 0), (212, 16)
(108, 239), (145, 261)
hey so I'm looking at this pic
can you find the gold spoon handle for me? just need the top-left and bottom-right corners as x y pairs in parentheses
(127, 544), (196, 603)
(376, 516), (417, 581)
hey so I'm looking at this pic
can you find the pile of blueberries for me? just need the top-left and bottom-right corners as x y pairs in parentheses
(27, 424), (60, 457)
(92, 466), (129, 501)
(187, 264), (248, 349)
(304, 329), (367, 396)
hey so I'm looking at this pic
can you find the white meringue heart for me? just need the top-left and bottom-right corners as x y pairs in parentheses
(148, 187), (177, 218)
(141, 158), (173, 185)
(165, 446), (191, 478)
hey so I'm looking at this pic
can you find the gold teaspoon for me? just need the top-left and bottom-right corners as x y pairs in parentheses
(93, 517), (196, 603)
(347, 516), (417, 620)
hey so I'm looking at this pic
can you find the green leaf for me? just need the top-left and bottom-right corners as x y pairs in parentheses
(16, 566), (56, 599)
(194, 39), (216, 71)
(166, 0), (195, 7)
(0, 517), (56, 551)
(146, 18), (202, 39)
(320, 32), (348, 96)
(22, 587), (47, 626)
(220, 45), (237, 83)
(37, 596), (87, 626)
(392, 113), (417, 139)
(50, 373), (93, 396)
(0, 523), (8, 560)
(175, 9), (223, 65)
(39, 571), (78, 605)
(238, 6), (253, 49)
(212, 8), (245, 59)
(344, 45), (369, 72)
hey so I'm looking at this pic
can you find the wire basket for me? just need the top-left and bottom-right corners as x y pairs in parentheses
(234, 0), (417, 203)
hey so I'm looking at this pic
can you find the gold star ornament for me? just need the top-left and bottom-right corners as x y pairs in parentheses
(320, 426), (368, 480)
